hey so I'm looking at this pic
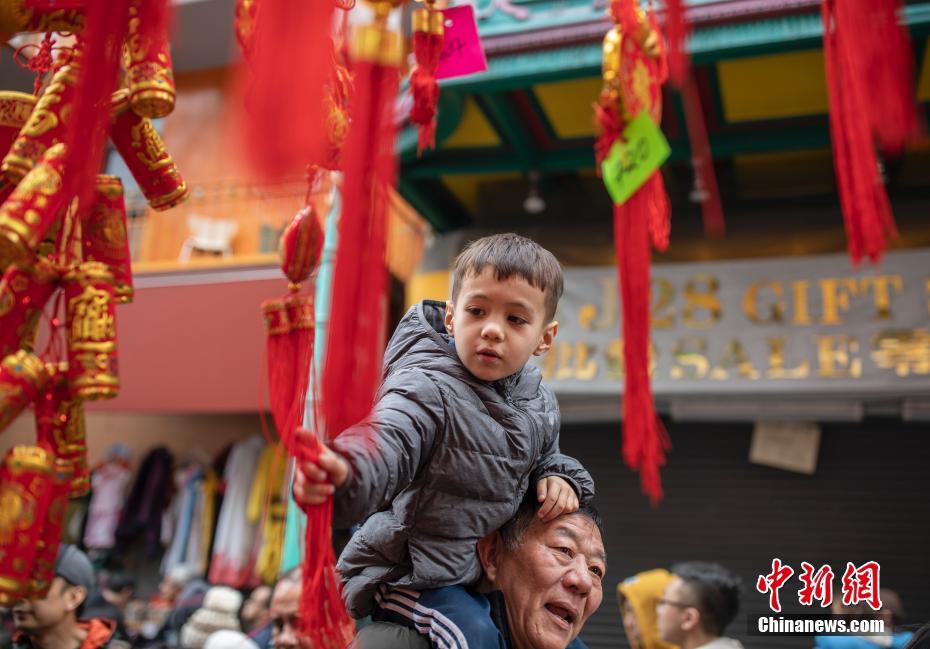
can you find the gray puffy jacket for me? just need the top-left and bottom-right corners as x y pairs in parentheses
(333, 301), (595, 617)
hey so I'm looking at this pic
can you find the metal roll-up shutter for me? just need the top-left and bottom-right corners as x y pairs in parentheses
(559, 419), (930, 649)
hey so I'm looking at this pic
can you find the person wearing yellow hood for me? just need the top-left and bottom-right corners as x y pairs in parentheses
(617, 569), (680, 649)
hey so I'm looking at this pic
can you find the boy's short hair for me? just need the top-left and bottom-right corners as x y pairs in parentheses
(450, 233), (564, 321)
(671, 561), (742, 637)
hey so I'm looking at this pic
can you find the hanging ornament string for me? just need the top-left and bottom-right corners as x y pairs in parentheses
(410, 0), (444, 155)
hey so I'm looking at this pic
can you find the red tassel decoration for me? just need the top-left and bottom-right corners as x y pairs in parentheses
(864, 0), (917, 154)
(664, 0), (688, 88)
(410, 3), (444, 155)
(239, 0), (336, 180)
(597, 1), (671, 505)
(300, 4), (402, 647)
(821, 0), (899, 265)
(680, 75), (724, 237)
(62, 0), (133, 211)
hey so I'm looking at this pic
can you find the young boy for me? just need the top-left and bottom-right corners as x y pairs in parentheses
(296, 233), (594, 648)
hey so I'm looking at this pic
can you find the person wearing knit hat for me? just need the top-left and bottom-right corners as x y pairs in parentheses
(618, 569), (680, 649)
(204, 629), (260, 649)
(180, 586), (243, 649)
(10, 544), (128, 649)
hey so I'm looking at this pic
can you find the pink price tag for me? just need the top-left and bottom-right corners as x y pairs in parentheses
(435, 4), (488, 80)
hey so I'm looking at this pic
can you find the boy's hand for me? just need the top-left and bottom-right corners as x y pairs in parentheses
(293, 429), (349, 506)
(536, 476), (579, 522)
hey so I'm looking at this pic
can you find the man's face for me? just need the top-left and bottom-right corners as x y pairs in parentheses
(12, 577), (83, 633)
(270, 580), (305, 649)
(655, 577), (696, 645)
(241, 585), (271, 628)
(445, 268), (557, 382)
(490, 513), (606, 649)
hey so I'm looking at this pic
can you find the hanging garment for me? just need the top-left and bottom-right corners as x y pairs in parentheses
(115, 447), (174, 556)
(160, 463), (205, 575)
(208, 436), (265, 587)
(248, 444), (288, 585)
(84, 460), (133, 550)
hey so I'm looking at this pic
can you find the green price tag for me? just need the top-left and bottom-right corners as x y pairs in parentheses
(601, 110), (671, 205)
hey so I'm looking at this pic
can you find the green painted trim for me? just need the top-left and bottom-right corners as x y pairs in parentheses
(522, 87), (560, 142)
(474, 93), (538, 165)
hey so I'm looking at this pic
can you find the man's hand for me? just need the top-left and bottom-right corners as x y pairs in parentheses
(536, 476), (579, 522)
(293, 429), (349, 506)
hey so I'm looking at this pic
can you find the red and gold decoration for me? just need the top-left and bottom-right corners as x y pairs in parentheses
(0, 258), (58, 358)
(0, 0), (187, 605)
(110, 89), (189, 211)
(63, 261), (119, 401)
(595, 0), (670, 505)
(82, 175), (133, 303)
(820, 0), (915, 264)
(410, 0), (444, 154)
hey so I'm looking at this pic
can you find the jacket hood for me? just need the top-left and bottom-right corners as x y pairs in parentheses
(617, 569), (679, 649)
(383, 301), (542, 399)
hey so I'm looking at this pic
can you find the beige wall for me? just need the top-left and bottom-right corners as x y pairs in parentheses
(1, 411), (266, 470)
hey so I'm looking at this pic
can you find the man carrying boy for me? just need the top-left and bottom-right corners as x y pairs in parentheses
(297, 233), (595, 648)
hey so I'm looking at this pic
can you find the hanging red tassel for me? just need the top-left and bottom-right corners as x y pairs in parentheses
(410, 3), (444, 155)
(300, 3), (402, 647)
(821, 0), (899, 265)
(663, 0), (688, 88)
(864, 0), (917, 154)
(62, 0), (132, 212)
(596, 0), (671, 505)
(680, 75), (724, 237)
(239, 0), (336, 180)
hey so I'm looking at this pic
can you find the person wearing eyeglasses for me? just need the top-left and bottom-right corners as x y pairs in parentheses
(655, 562), (744, 649)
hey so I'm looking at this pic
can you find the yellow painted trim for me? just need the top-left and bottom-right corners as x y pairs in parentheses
(917, 38), (930, 102)
(717, 50), (829, 122)
(134, 253), (278, 275)
(441, 172), (522, 213)
(406, 270), (450, 309)
(533, 78), (602, 139)
(442, 97), (500, 149)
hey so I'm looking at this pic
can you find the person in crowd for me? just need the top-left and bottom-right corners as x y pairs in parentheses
(655, 561), (744, 649)
(180, 586), (244, 649)
(10, 544), (129, 649)
(240, 586), (273, 647)
(815, 588), (914, 649)
(351, 493), (606, 649)
(618, 569), (679, 649)
(268, 569), (302, 649)
(296, 233), (594, 648)
(204, 629), (260, 649)
(82, 572), (136, 641)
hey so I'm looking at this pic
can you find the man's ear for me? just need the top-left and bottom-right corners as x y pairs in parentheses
(681, 607), (701, 633)
(444, 300), (454, 335)
(63, 585), (87, 613)
(533, 320), (559, 356)
(476, 532), (503, 583)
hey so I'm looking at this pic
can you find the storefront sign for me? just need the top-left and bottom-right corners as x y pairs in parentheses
(532, 249), (930, 396)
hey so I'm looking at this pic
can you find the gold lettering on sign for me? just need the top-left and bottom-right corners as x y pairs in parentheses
(670, 337), (709, 380)
(578, 277), (617, 331)
(683, 273), (722, 328)
(871, 329), (930, 376)
(541, 341), (600, 381)
(743, 281), (785, 324)
(651, 277), (675, 329)
(605, 339), (623, 380)
(819, 277), (858, 325)
(765, 337), (810, 379)
(791, 280), (812, 325)
(68, 286), (116, 344)
(860, 275), (903, 320)
(815, 335), (861, 378)
(710, 339), (760, 380)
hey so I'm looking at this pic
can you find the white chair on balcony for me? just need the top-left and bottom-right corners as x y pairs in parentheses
(179, 215), (238, 261)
